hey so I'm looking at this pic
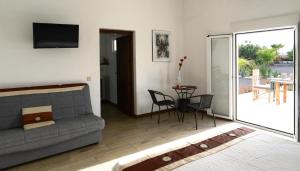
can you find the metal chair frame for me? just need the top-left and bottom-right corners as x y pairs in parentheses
(148, 90), (180, 124)
(184, 94), (216, 129)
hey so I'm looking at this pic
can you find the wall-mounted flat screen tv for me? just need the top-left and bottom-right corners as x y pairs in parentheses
(33, 23), (79, 48)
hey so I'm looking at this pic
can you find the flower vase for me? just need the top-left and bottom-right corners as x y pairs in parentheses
(177, 70), (182, 86)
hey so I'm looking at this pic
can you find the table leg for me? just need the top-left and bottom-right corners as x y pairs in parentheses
(271, 82), (275, 102)
(283, 83), (287, 103)
(275, 82), (280, 105)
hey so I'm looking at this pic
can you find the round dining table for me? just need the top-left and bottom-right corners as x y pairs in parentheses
(172, 85), (197, 112)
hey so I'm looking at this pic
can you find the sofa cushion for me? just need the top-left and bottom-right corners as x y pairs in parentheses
(0, 97), (22, 130)
(55, 115), (105, 138)
(0, 129), (24, 149)
(24, 124), (59, 143)
(0, 84), (93, 130)
(0, 115), (105, 156)
(80, 115), (105, 130)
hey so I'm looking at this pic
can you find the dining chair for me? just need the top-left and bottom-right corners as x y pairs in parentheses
(185, 94), (215, 130)
(148, 90), (179, 124)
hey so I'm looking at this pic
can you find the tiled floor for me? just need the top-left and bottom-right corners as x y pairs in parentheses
(8, 103), (232, 171)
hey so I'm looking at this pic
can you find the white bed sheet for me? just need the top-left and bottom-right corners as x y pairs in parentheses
(176, 134), (300, 171)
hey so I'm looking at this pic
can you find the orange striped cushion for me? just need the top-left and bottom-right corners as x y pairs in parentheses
(22, 106), (55, 130)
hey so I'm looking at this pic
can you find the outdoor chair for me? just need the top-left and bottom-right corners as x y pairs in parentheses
(148, 90), (179, 124)
(252, 69), (272, 102)
(185, 94), (215, 130)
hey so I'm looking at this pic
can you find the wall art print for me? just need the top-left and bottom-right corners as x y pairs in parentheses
(152, 30), (171, 62)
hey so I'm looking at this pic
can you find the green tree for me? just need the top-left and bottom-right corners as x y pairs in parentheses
(259, 65), (272, 79)
(239, 42), (261, 60)
(238, 58), (256, 77)
(239, 42), (286, 78)
(256, 48), (277, 78)
(271, 44), (284, 49)
(271, 44), (284, 61)
(255, 48), (277, 66)
(287, 49), (294, 61)
(271, 44), (284, 52)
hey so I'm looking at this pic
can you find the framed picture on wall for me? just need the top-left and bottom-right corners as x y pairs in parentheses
(152, 30), (171, 62)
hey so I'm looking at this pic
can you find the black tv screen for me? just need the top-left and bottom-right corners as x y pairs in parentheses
(33, 23), (79, 48)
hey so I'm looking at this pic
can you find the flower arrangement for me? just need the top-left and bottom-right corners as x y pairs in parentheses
(179, 56), (187, 70)
(176, 56), (187, 87)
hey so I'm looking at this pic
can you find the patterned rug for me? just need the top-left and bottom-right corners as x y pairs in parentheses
(117, 127), (256, 171)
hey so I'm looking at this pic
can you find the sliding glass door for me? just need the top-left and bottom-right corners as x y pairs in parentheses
(207, 35), (233, 120)
(207, 28), (297, 139)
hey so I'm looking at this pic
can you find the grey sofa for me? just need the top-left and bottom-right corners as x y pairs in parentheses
(0, 83), (105, 169)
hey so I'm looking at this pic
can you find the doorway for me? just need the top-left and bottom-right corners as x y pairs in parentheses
(207, 27), (297, 137)
(235, 28), (296, 135)
(100, 29), (135, 116)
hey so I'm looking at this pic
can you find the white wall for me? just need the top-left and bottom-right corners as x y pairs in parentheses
(183, 0), (300, 92)
(0, 0), (184, 116)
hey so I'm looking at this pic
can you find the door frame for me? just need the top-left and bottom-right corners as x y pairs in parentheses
(99, 29), (136, 116)
(206, 34), (234, 120)
(233, 26), (298, 138)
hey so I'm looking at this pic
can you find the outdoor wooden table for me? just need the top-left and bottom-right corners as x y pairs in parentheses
(269, 78), (293, 105)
